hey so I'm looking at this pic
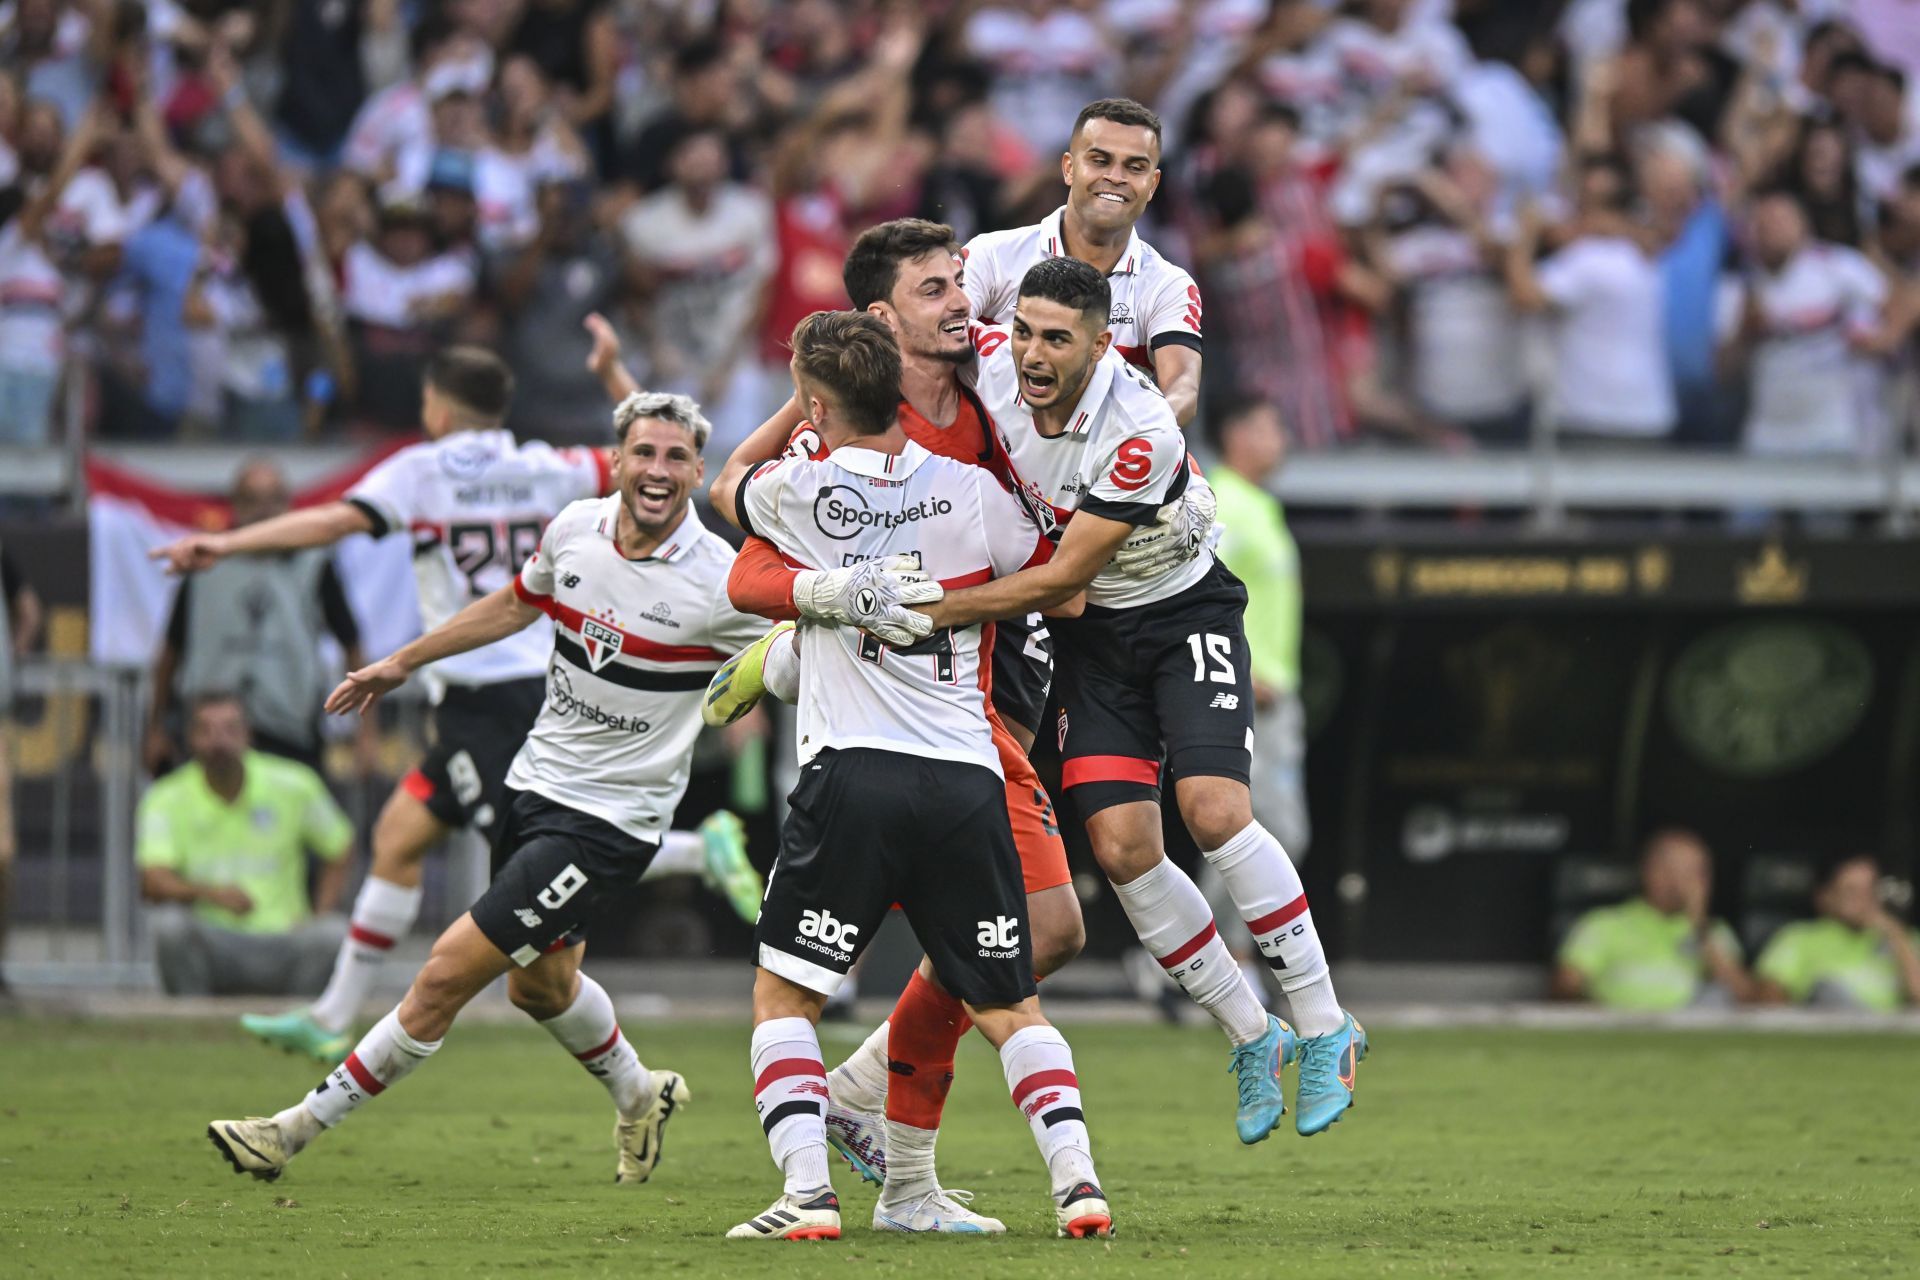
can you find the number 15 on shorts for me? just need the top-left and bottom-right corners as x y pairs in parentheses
(1187, 632), (1233, 683)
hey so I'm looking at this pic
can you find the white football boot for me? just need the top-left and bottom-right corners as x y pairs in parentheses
(615, 1070), (691, 1184)
(873, 1186), (1006, 1234)
(207, 1117), (295, 1182)
(1055, 1179), (1114, 1238)
(726, 1188), (841, 1240)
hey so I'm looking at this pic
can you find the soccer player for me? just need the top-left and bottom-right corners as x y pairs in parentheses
(204, 391), (924, 1184)
(706, 220), (1204, 1218)
(709, 310), (1112, 1241)
(962, 98), (1203, 427)
(152, 346), (766, 1062)
(917, 257), (1366, 1139)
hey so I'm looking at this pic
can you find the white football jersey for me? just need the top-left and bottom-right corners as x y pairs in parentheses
(964, 326), (1212, 610)
(963, 206), (1204, 373)
(348, 429), (606, 694)
(738, 441), (1048, 775)
(510, 497), (765, 841)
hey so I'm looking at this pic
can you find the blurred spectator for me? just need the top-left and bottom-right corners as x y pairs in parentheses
(145, 458), (370, 778)
(1833, 56), (1919, 205)
(3, 0), (101, 130)
(1780, 116), (1865, 247)
(1553, 829), (1758, 1010)
(1191, 103), (1347, 446)
(341, 20), (493, 205)
(273, 0), (372, 173)
(341, 195), (478, 429)
(1207, 397), (1307, 854)
(1755, 855), (1920, 1011)
(0, 99), (99, 444)
(137, 691), (353, 997)
(473, 54), (589, 255)
(506, 0), (617, 168)
(965, 1), (1116, 156)
(617, 34), (753, 194)
(1719, 187), (1894, 458)
(1369, 147), (1528, 442)
(1637, 122), (1736, 445)
(0, 539), (43, 1000)
(1507, 155), (1677, 444)
(619, 126), (774, 458)
(498, 178), (623, 443)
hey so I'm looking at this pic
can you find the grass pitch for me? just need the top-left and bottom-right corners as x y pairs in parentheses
(2, 1018), (1916, 1277)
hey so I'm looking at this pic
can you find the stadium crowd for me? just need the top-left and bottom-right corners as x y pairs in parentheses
(1, 0), (1918, 455)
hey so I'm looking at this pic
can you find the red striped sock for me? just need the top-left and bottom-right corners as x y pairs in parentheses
(1204, 821), (1339, 1036)
(536, 973), (650, 1115)
(752, 1017), (831, 1193)
(1001, 1024), (1097, 1190)
(1112, 857), (1268, 1044)
(303, 1008), (440, 1127)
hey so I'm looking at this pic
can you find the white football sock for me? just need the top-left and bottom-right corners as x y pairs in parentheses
(297, 1007), (441, 1130)
(881, 1119), (938, 1199)
(1202, 821), (1341, 1036)
(999, 1024), (1097, 1190)
(308, 878), (422, 1033)
(535, 973), (652, 1116)
(641, 830), (706, 881)
(763, 627), (800, 703)
(827, 1019), (891, 1114)
(752, 1017), (832, 1195)
(1112, 857), (1268, 1045)
(1238, 958), (1272, 1012)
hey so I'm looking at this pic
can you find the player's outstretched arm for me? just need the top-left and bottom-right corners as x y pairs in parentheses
(326, 585), (543, 717)
(151, 502), (375, 575)
(923, 509), (1132, 631)
(1155, 344), (1203, 428)
(584, 312), (644, 404)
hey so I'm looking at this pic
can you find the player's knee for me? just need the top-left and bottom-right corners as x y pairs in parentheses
(1179, 781), (1253, 852)
(1033, 919), (1084, 978)
(1088, 824), (1162, 882)
(507, 968), (573, 1020)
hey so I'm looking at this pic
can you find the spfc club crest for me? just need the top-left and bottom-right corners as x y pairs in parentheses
(580, 617), (624, 672)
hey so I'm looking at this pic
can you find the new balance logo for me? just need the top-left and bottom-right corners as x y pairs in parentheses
(798, 909), (860, 952)
(515, 907), (544, 930)
(560, 572), (582, 588)
(1208, 692), (1241, 710)
(977, 915), (1021, 950)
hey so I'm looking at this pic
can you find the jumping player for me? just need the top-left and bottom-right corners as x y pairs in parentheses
(711, 310), (1112, 1241)
(152, 346), (766, 1062)
(915, 258), (1366, 1140)
(706, 220), (1207, 1222)
(203, 391), (929, 1184)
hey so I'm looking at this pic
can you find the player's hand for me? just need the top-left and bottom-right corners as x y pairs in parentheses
(583, 311), (621, 378)
(150, 533), (230, 576)
(792, 555), (944, 643)
(1114, 482), (1216, 576)
(326, 656), (412, 717)
(204, 885), (254, 916)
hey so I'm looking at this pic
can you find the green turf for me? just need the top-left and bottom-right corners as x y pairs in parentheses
(2, 1018), (1916, 1277)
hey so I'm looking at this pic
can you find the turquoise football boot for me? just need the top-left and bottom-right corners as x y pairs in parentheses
(1229, 1013), (1297, 1144)
(240, 1009), (353, 1063)
(1294, 1012), (1368, 1136)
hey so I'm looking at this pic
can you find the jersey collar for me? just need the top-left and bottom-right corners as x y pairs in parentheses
(1059, 357), (1116, 437)
(597, 496), (703, 563)
(1044, 206), (1141, 277)
(828, 439), (931, 480)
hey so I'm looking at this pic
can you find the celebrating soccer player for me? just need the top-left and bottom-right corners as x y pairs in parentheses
(710, 311), (1113, 1241)
(151, 343), (767, 1064)
(202, 391), (931, 1184)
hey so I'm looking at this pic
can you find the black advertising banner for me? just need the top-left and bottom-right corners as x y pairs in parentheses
(1299, 537), (1920, 964)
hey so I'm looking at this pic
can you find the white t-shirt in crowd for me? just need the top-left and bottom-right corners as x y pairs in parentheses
(1386, 224), (1525, 422)
(1718, 243), (1889, 456)
(340, 241), (478, 329)
(53, 169), (162, 246)
(0, 221), (67, 375)
(965, 6), (1115, 153)
(619, 183), (775, 374)
(1536, 235), (1676, 437)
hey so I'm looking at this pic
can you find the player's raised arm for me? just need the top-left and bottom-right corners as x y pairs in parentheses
(326, 583), (544, 717)
(150, 501), (375, 576)
(584, 311), (643, 404)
